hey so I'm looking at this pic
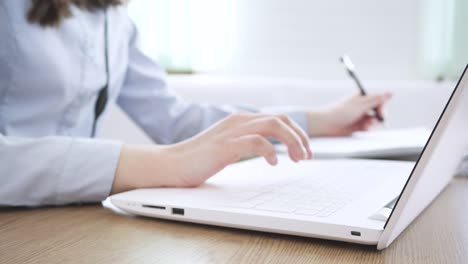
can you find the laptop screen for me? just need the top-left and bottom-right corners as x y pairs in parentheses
(383, 64), (468, 230)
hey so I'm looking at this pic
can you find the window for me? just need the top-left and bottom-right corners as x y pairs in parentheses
(128, 0), (236, 73)
(421, 0), (468, 80)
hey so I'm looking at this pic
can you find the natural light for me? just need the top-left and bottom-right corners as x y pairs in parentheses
(128, 0), (236, 72)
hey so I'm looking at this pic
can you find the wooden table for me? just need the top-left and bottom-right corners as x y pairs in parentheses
(2, 177), (468, 264)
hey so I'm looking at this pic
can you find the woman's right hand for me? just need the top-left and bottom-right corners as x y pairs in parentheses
(111, 113), (312, 194)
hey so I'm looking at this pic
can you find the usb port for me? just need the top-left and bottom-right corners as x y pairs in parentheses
(172, 208), (185, 216)
(351, 231), (361, 236)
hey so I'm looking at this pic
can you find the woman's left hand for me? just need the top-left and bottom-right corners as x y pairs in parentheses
(307, 92), (392, 137)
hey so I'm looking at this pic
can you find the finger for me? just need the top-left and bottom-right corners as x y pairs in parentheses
(231, 113), (312, 159)
(226, 113), (311, 160)
(360, 93), (392, 112)
(239, 117), (307, 162)
(360, 117), (376, 131)
(360, 95), (384, 111)
(223, 112), (258, 124)
(275, 114), (312, 159)
(234, 135), (278, 165)
(346, 116), (375, 133)
(376, 104), (387, 121)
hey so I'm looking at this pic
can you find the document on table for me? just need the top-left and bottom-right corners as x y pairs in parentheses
(276, 127), (431, 159)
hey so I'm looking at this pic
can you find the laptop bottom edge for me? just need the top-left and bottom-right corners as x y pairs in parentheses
(111, 198), (383, 246)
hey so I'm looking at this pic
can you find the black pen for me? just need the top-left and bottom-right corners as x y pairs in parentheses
(340, 55), (384, 122)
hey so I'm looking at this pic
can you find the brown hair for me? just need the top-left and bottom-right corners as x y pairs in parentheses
(28, 0), (125, 27)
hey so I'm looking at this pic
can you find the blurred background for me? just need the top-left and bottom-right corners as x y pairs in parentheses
(127, 0), (467, 80)
(103, 0), (467, 174)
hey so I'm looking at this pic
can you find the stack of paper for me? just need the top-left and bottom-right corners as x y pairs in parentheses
(276, 127), (431, 159)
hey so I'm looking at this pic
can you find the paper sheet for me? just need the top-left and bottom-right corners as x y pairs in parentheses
(276, 127), (431, 159)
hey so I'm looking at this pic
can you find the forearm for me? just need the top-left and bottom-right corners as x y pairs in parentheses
(111, 144), (182, 194)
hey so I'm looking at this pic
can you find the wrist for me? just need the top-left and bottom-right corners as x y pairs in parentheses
(307, 111), (331, 137)
(111, 144), (181, 194)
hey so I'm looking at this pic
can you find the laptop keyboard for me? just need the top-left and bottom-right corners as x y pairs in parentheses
(226, 174), (356, 218)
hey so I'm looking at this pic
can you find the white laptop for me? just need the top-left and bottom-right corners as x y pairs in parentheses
(109, 65), (468, 250)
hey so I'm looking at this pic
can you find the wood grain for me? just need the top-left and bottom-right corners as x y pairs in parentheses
(1, 178), (468, 264)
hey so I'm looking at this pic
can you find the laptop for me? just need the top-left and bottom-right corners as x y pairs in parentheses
(109, 65), (468, 250)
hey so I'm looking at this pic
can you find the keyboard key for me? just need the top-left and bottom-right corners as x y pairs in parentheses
(316, 211), (334, 217)
(295, 209), (320, 216)
(255, 204), (296, 213)
(225, 202), (257, 209)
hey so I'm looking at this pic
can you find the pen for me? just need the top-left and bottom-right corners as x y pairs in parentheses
(340, 55), (384, 122)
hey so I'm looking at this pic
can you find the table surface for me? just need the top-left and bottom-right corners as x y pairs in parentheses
(1, 177), (468, 264)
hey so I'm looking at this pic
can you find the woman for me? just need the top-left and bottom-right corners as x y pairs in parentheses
(0, 0), (391, 206)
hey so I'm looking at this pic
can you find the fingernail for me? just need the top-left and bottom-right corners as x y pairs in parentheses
(272, 155), (278, 165)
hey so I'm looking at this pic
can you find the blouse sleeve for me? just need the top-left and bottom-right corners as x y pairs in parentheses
(0, 134), (121, 206)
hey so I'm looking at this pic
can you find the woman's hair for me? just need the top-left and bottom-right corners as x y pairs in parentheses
(28, 0), (125, 27)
